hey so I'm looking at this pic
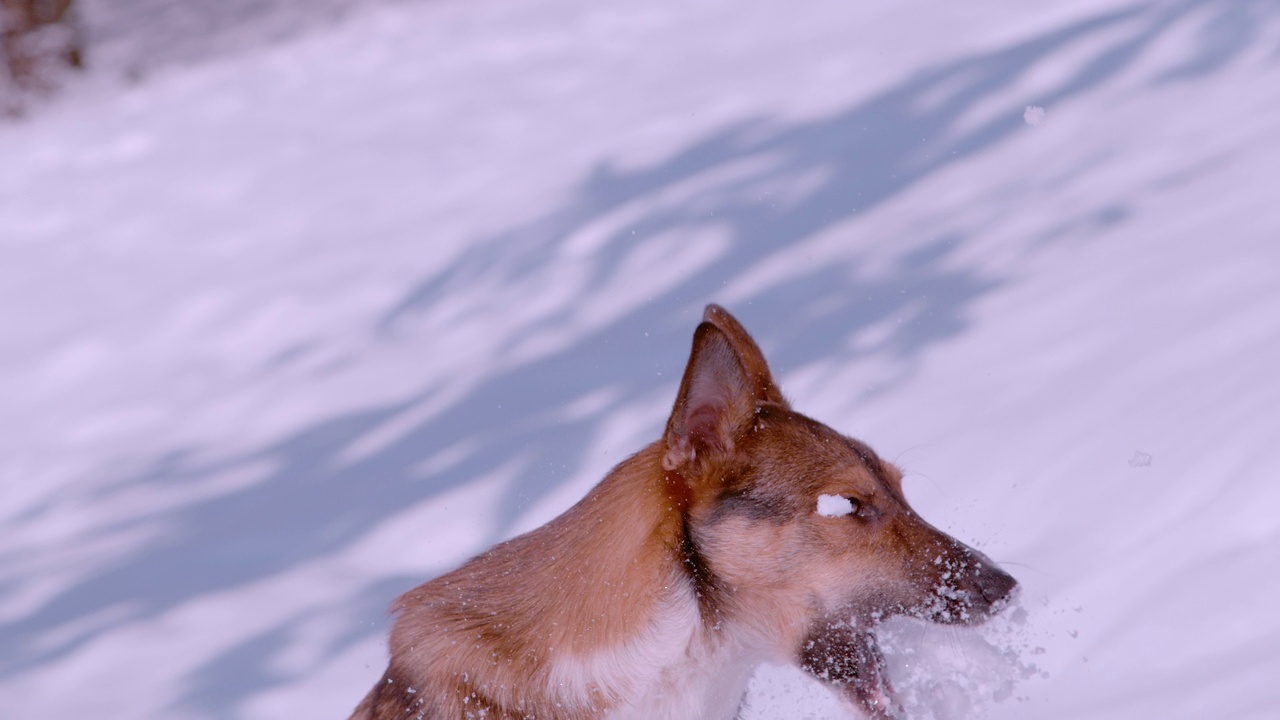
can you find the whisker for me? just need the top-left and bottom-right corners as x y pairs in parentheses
(946, 626), (967, 662)
(901, 468), (945, 497)
(992, 560), (1051, 579)
(891, 443), (936, 468)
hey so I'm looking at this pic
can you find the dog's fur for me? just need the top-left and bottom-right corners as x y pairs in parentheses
(351, 305), (1016, 720)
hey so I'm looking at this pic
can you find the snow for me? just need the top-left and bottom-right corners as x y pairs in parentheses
(816, 494), (856, 517)
(3, 0), (1280, 718)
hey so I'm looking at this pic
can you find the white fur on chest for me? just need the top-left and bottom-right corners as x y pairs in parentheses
(545, 585), (759, 720)
(603, 646), (757, 720)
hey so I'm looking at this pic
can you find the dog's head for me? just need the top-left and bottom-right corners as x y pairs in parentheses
(662, 305), (1016, 649)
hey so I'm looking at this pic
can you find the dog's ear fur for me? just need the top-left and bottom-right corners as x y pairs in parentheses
(663, 305), (784, 471)
(701, 304), (789, 410)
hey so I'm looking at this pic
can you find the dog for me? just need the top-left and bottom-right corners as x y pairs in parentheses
(351, 304), (1017, 719)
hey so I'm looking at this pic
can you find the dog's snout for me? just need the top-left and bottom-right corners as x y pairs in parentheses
(911, 534), (1020, 624)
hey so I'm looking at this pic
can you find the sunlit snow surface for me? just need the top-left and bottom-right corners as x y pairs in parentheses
(3, 0), (1280, 718)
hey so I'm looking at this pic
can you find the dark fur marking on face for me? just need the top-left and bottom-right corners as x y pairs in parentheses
(707, 486), (791, 525)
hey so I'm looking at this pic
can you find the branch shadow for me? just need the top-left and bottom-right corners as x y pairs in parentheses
(2, 1), (1274, 718)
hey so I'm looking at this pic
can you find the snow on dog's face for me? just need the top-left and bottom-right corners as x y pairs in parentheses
(816, 494), (855, 517)
(662, 306), (1017, 652)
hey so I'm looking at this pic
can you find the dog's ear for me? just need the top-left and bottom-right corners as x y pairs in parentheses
(701, 304), (789, 410)
(664, 306), (785, 471)
(663, 322), (753, 471)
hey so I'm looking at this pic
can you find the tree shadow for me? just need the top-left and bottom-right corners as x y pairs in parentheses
(1152, 0), (1278, 83)
(2, 1), (1274, 718)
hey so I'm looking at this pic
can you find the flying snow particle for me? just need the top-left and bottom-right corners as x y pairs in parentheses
(1023, 105), (1046, 126)
(816, 494), (854, 517)
(1128, 450), (1152, 468)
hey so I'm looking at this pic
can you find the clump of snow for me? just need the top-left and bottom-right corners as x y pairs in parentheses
(1023, 105), (1046, 126)
(877, 604), (1044, 720)
(741, 663), (854, 720)
(816, 494), (855, 517)
(911, 555), (981, 625)
(741, 606), (1043, 720)
(1128, 450), (1152, 468)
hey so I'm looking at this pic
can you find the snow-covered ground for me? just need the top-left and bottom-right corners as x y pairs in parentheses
(3, 0), (1279, 717)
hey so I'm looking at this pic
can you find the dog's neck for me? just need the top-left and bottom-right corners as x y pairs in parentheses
(388, 443), (748, 717)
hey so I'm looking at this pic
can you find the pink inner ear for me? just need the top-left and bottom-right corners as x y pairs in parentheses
(684, 398), (730, 457)
(682, 333), (747, 453)
(665, 324), (752, 470)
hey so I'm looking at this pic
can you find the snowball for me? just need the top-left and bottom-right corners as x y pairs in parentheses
(1023, 105), (1046, 126)
(816, 494), (854, 517)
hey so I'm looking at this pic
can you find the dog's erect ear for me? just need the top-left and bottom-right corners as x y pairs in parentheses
(663, 322), (753, 471)
(701, 304), (789, 410)
(664, 305), (785, 472)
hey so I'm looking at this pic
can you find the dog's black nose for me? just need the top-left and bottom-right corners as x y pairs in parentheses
(910, 530), (1020, 625)
(973, 562), (1018, 609)
(946, 542), (1018, 622)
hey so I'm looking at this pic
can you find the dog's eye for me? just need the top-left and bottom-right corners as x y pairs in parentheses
(816, 494), (860, 517)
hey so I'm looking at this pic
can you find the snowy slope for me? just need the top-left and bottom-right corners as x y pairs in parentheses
(2, 0), (1279, 718)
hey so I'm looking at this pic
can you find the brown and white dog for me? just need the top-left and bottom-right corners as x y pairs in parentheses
(350, 305), (1017, 720)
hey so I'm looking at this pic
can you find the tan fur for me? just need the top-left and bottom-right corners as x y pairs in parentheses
(373, 445), (688, 719)
(350, 305), (1016, 720)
